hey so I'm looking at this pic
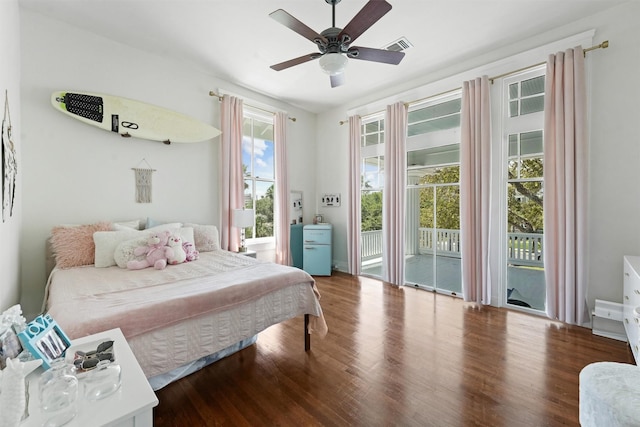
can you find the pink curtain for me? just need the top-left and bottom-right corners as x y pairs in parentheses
(460, 76), (491, 304)
(274, 112), (291, 265)
(347, 115), (362, 275)
(219, 95), (244, 252)
(382, 102), (407, 285)
(543, 47), (588, 325)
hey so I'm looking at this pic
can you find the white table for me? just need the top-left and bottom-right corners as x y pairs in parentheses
(23, 328), (158, 427)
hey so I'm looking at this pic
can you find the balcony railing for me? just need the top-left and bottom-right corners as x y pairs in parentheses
(361, 228), (543, 267)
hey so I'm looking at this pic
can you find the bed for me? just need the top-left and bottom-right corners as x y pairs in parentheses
(42, 221), (327, 390)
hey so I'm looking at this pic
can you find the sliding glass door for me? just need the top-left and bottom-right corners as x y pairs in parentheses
(406, 150), (461, 294)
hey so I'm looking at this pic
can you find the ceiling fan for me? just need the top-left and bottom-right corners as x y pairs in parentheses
(269, 0), (405, 88)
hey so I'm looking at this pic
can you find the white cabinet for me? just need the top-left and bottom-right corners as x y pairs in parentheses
(623, 256), (640, 364)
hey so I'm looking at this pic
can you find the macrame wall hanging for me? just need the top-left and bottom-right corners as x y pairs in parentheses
(131, 159), (156, 203)
(2, 90), (17, 222)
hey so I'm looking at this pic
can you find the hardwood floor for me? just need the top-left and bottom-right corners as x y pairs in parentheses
(153, 272), (633, 426)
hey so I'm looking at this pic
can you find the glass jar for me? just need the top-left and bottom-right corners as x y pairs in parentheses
(84, 360), (122, 401)
(38, 358), (78, 427)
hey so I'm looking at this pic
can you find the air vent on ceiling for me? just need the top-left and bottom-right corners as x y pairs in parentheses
(384, 37), (413, 52)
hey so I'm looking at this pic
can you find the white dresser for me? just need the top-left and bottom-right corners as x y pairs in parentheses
(623, 256), (640, 364)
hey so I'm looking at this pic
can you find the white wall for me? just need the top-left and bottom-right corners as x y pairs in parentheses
(316, 1), (640, 313)
(0, 0), (22, 313)
(19, 9), (317, 317)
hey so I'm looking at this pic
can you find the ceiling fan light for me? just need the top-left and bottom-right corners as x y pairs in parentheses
(319, 53), (348, 76)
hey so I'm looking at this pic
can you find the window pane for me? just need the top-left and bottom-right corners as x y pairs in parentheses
(242, 118), (253, 136)
(244, 180), (254, 238)
(253, 139), (274, 179)
(255, 120), (273, 141)
(507, 181), (544, 233)
(508, 134), (518, 157)
(409, 99), (461, 122)
(364, 121), (380, 134)
(520, 96), (544, 115)
(509, 83), (519, 100)
(242, 136), (252, 176)
(510, 100), (519, 117)
(254, 181), (274, 238)
(521, 158), (544, 179)
(363, 156), (384, 189)
(520, 130), (543, 155)
(408, 99), (461, 137)
(419, 187), (434, 228)
(364, 133), (379, 146)
(408, 115), (460, 136)
(361, 190), (382, 232)
(435, 185), (460, 229)
(521, 76), (544, 97)
(407, 145), (460, 170)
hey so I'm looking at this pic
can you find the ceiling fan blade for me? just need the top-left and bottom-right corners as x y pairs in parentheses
(330, 73), (345, 88)
(270, 53), (319, 71)
(269, 9), (327, 45)
(338, 0), (392, 44)
(348, 46), (405, 65)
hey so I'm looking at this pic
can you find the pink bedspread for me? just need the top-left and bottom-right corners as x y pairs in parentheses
(45, 251), (327, 340)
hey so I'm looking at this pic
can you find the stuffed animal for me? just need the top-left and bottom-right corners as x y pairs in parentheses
(127, 231), (173, 270)
(167, 234), (187, 265)
(183, 241), (199, 262)
(0, 358), (42, 427)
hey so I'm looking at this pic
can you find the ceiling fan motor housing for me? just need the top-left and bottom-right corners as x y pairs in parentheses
(317, 27), (351, 55)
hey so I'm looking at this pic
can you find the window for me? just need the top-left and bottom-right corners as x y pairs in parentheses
(360, 114), (385, 277)
(242, 108), (275, 241)
(405, 94), (462, 294)
(362, 116), (384, 147)
(503, 68), (546, 311)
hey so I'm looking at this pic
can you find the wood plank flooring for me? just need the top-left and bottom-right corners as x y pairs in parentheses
(153, 272), (633, 426)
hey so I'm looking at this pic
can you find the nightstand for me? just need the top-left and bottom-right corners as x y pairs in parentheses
(23, 328), (158, 427)
(238, 249), (257, 258)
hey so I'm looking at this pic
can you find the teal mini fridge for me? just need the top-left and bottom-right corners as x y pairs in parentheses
(303, 224), (332, 276)
(290, 223), (304, 269)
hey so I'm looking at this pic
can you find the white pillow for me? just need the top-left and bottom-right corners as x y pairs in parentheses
(114, 227), (194, 268)
(183, 223), (220, 252)
(93, 223), (182, 268)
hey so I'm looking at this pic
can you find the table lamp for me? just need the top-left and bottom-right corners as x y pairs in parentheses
(233, 208), (254, 252)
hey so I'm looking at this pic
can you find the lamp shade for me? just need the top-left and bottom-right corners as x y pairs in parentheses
(233, 208), (254, 228)
(319, 53), (348, 76)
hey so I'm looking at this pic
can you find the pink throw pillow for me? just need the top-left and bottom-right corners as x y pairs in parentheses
(50, 221), (112, 269)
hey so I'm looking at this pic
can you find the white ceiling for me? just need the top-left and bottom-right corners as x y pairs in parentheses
(20, 0), (624, 113)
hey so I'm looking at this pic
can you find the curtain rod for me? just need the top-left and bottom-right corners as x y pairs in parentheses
(209, 91), (296, 122)
(339, 40), (609, 125)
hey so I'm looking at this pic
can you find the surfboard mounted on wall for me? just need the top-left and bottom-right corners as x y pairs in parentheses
(50, 91), (221, 144)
